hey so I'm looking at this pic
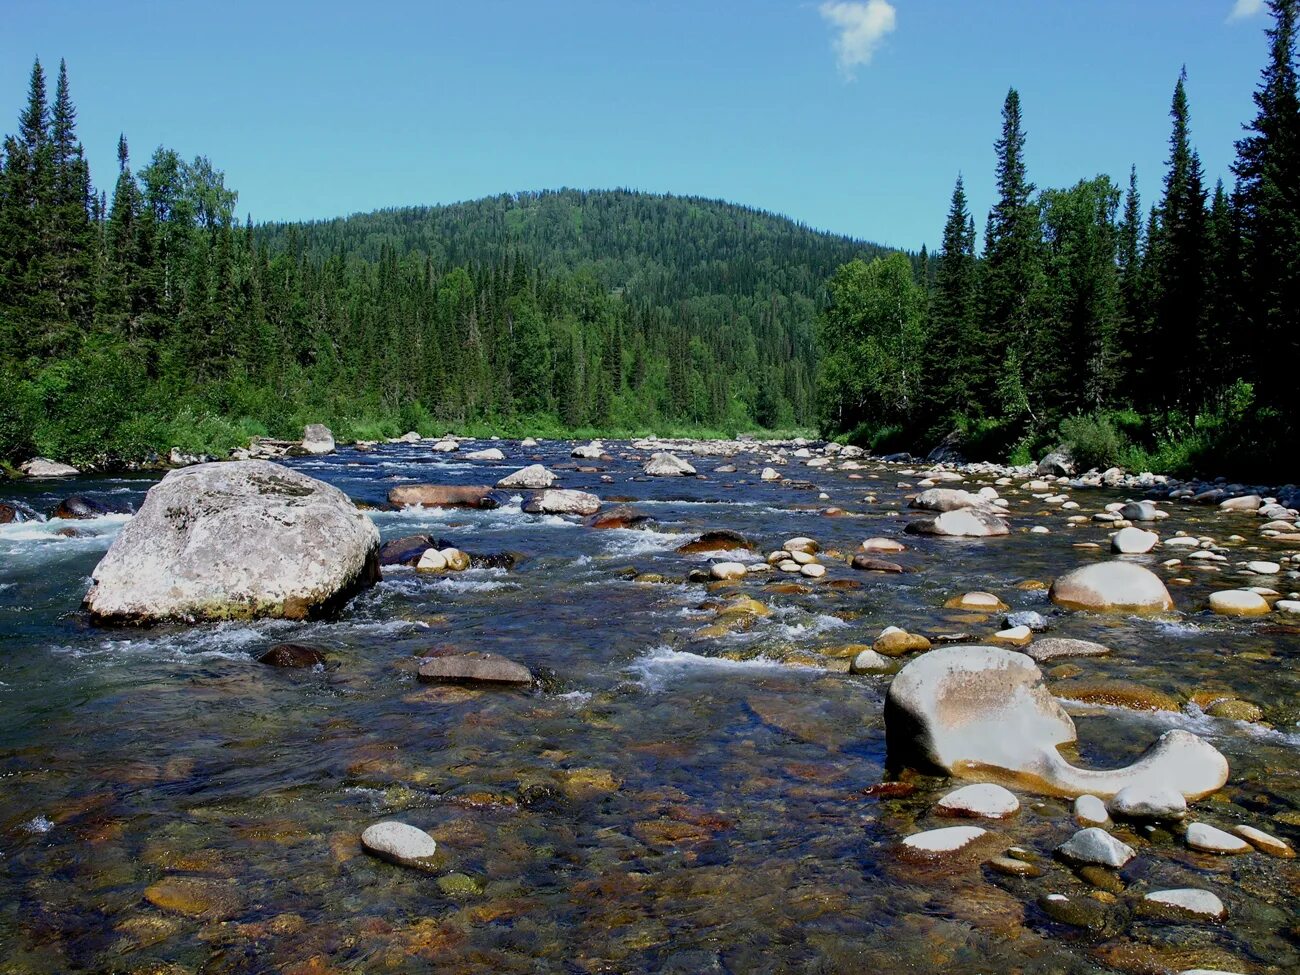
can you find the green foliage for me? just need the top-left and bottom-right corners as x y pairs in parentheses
(1058, 413), (1128, 471)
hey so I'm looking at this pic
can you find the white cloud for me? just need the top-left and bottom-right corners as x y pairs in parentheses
(819, 1), (897, 80)
(1228, 0), (1266, 22)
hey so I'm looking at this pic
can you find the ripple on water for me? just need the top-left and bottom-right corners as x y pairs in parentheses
(627, 643), (813, 691)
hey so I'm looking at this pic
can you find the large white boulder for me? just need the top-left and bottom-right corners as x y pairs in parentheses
(301, 424), (336, 455)
(21, 457), (80, 477)
(905, 507), (1010, 537)
(644, 453), (696, 477)
(83, 461), (379, 624)
(522, 489), (601, 516)
(497, 464), (557, 489)
(884, 645), (1228, 800)
(1049, 561), (1174, 612)
(910, 488), (989, 512)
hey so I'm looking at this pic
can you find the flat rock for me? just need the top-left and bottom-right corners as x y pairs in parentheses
(1050, 561), (1174, 612)
(1142, 888), (1226, 921)
(944, 591), (1008, 612)
(1232, 824), (1295, 858)
(1024, 637), (1111, 662)
(861, 537), (906, 553)
(388, 484), (501, 509)
(1057, 827), (1135, 868)
(20, 457), (79, 477)
(417, 651), (532, 685)
(1185, 822), (1252, 854)
(360, 821), (438, 869)
(463, 447), (505, 461)
(936, 783), (1020, 819)
(850, 554), (904, 573)
(900, 825), (988, 854)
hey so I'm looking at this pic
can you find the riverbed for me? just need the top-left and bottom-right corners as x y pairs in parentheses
(1, 439), (1297, 973)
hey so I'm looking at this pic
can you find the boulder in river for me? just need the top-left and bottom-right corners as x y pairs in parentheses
(678, 530), (753, 554)
(1049, 561), (1174, 612)
(360, 821), (438, 870)
(21, 457), (79, 477)
(1037, 448), (1074, 477)
(585, 506), (656, 531)
(258, 643), (328, 669)
(497, 464), (556, 489)
(301, 423), (336, 455)
(850, 554), (905, 573)
(53, 495), (133, 520)
(905, 508), (1010, 538)
(884, 644), (1228, 800)
(464, 447), (505, 461)
(387, 485), (502, 509)
(418, 651), (532, 685)
(1208, 589), (1271, 616)
(379, 533), (436, 566)
(83, 461), (380, 624)
(644, 453), (696, 476)
(1111, 526), (1158, 554)
(909, 488), (989, 512)
(522, 489), (601, 516)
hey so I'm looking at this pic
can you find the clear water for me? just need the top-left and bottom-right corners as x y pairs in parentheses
(1, 443), (1297, 973)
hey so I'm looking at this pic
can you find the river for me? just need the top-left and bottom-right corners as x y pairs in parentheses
(1, 439), (1297, 973)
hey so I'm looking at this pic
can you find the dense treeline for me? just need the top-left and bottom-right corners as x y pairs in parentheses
(819, 0), (1300, 479)
(0, 62), (883, 466)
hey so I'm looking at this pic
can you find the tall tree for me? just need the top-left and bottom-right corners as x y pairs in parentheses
(1147, 68), (1209, 413)
(922, 174), (981, 426)
(1232, 0), (1300, 418)
(981, 88), (1045, 423)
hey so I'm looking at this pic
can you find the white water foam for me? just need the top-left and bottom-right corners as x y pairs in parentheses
(627, 644), (804, 691)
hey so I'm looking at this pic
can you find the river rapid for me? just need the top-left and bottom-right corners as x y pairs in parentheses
(1, 439), (1297, 974)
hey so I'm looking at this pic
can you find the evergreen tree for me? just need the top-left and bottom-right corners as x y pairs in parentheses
(922, 174), (980, 427)
(1232, 0), (1300, 419)
(981, 88), (1045, 423)
(1147, 68), (1209, 413)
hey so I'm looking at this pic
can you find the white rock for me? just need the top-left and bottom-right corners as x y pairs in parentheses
(571, 442), (605, 459)
(884, 645), (1228, 800)
(644, 453), (696, 476)
(301, 423), (336, 455)
(1073, 794), (1110, 826)
(1144, 888), (1226, 920)
(908, 507), (1010, 537)
(432, 439), (459, 452)
(1186, 822), (1252, 854)
(1112, 526), (1159, 554)
(936, 783), (1020, 819)
(497, 464), (557, 489)
(1245, 560), (1280, 574)
(83, 461), (379, 624)
(851, 649), (892, 673)
(1109, 784), (1188, 820)
(1208, 590), (1271, 616)
(1057, 827), (1135, 867)
(523, 489), (601, 516)
(901, 825), (987, 854)
(1232, 824), (1295, 858)
(785, 537), (818, 554)
(360, 821), (438, 868)
(1050, 561), (1174, 612)
(800, 563), (826, 579)
(464, 447), (505, 461)
(416, 549), (448, 572)
(20, 457), (80, 477)
(710, 562), (747, 581)
(761, 467), (781, 481)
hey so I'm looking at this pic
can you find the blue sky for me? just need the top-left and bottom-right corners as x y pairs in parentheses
(1, 0), (1279, 250)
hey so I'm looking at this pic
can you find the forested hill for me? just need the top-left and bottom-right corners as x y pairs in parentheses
(259, 189), (881, 302)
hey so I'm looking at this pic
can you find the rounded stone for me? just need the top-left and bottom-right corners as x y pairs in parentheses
(710, 562), (748, 581)
(1112, 526), (1159, 554)
(1142, 888), (1226, 921)
(1074, 794), (1110, 827)
(1050, 561), (1174, 613)
(361, 821), (438, 868)
(901, 825), (987, 854)
(1057, 827), (1136, 868)
(1109, 784), (1188, 821)
(1208, 590), (1271, 616)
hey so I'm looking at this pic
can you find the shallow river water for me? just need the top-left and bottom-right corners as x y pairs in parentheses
(1, 440), (1298, 974)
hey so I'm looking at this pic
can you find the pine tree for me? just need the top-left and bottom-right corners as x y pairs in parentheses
(1116, 165), (1145, 384)
(923, 174), (981, 427)
(1232, 0), (1300, 419)
(1148, 68), (1209, 413)
(47, 59), (94, 340)
(981, 88), (1045, 424)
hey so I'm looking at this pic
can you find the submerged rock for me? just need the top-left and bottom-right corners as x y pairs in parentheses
(360, 821), (438, 870)
(417, 651), (532, 685)
(1141, 888), (1226, 922)
(53, 495), (133, 520)
(258, 643), (327, 669)
(884, 645), (1228, 799)
(83, 461), (380, 624)
(678, 530), (753, 554)
(936, 783), (1020, 819)
(1049, 561), (1174, 612)
(900, 825), (988, 855)
(850, 554), (905, 573)
(1024, 637), (1111, 662)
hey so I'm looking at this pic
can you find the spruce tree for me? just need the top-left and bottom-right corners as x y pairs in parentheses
(923, 174), (980, 427)
(1231, 0), (1300, 419)
(1148, 68), (1208, 414)
(981, 88), (1044, 424)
